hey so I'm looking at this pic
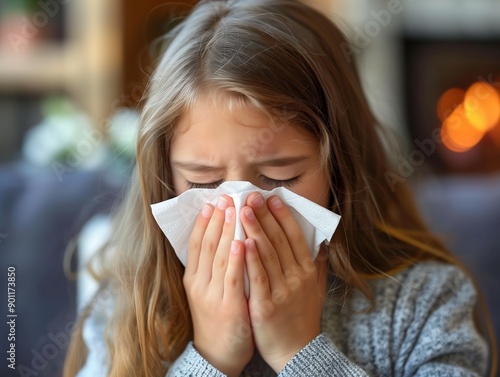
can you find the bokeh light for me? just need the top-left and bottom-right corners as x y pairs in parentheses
(437, 88), (465, 122)
(438, 80), (500, 153)
(487, 82), (500, 147)
(464, 82), (500, 132)
(441, 103), (484, 152)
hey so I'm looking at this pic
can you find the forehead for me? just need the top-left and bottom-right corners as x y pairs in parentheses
(176, 92), (275, 133)
(171, 95), (317, 158)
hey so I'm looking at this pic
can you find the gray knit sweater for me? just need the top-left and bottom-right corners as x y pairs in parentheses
(77, 262), (489, 376)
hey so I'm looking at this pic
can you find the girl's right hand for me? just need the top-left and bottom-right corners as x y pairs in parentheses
(183, 195), (254, 377)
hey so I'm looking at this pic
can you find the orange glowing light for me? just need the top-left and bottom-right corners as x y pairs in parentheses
(436, 88), (465, 122)
(488, 83), (500, 147)
(490, 125), (500, 148)
(441, 104), (484, 152)
(464, 82), (500, 132)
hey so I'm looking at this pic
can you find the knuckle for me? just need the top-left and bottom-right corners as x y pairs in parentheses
(271, 288), (289, 305)
(225, 275), (238, 289)
(301, 257), (317, 273)
(271, 231), (288, 248)
(288, 232), (304, 245)
(263, 250), (280, 266)
(285, 274), (302, 291)
(201, 238), (217, 254)
(284, 266), (300, 277)
(254, 299), (274, 318)
(214, 256), (227, 270)
(188, 238), (201, 253)
(252, 272), (268, 287)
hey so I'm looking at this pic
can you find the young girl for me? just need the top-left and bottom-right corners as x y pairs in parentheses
(64, 0), (495, 376)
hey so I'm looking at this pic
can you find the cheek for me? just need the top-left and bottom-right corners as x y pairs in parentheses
(301, 171), (330, 208)
(170, 170), (186, 196)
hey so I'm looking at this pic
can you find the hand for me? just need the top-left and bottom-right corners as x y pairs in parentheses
(183, 195), (254, 377)
(240, 193), (327, 372)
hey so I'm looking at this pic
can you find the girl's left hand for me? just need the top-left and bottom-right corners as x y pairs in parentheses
(240, 193), (328, 372)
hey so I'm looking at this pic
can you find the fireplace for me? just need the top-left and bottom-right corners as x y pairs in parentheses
(403, 37), (500, 174)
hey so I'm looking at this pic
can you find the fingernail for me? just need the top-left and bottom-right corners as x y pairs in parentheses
(251, 193), (264, 207)
(244, 208), (255, 220)
(217, 196), (229, 210)
(270, 196), (283, 209)
(245, 238), (256, 250)
(201, 204), (213, 217)
(225, 208), (233, 223)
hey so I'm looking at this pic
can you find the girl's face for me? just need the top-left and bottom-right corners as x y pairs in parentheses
(170, 95), (330, 208)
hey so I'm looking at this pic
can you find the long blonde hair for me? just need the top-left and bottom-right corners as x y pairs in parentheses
(63, 1), (496, 376)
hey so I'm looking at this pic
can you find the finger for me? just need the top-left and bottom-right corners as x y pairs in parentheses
(211, 206), (237, 290)
(223, 240), (245, 300)
(315, 246), (329, 284)
(198, 195), (232, 283)
(267, 196), (311, 267)
(186, 204), (214, 276)
(244, 238), (270, 300)
(240, 206), (283, 290)
(246, 192), (296, 271)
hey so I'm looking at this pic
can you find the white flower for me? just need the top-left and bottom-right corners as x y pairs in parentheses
(108, 109), (139, 157)
(22, 98), (139, 172)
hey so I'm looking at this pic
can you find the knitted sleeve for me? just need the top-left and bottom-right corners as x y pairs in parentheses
(277, 333), (369, 376)
(166, 342), (227, 377)
(167, 263), (488, 376)
(276, 262), (488, 377)
(388, 263), (489, 377)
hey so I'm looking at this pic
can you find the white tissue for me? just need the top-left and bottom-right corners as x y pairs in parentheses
(151, 181), (341, 294)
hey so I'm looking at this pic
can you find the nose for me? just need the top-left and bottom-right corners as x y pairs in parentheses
(224, 173), (264, 190)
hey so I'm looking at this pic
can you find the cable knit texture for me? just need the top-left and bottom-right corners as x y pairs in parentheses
(77, 262), (489, 377)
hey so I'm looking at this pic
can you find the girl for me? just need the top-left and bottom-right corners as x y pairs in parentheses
(64, 0), (496, 376)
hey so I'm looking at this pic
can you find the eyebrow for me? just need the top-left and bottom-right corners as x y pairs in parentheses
(171, 161), (224, 172)
(253, 155), (311, 167)
(172, 155), (310, 171)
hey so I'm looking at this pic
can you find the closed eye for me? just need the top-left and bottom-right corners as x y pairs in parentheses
(186, 180), (224, 189)
(186, 176), (301, 190)
(261, 175), (301, 188)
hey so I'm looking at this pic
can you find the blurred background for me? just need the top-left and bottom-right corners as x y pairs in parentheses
(0, 0), (499, 375)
